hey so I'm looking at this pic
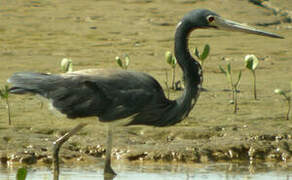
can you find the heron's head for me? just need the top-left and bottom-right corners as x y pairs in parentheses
(181, 9), (284, 39)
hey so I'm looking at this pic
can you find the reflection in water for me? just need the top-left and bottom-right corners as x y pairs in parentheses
(0, 162), (291, 180)
(104, 173), (115, 180)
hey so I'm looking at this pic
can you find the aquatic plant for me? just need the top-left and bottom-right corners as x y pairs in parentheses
(16, 167), (27, 180)
(245, 54), (259, 100)
(115, 54), (130, 70)
(165, 51), (177, 90)
(194, 44), (210, 67)
(61, 58), (73, 73)
(194, 44), (210, 90)
(0, 85), (11, 125)
(164, 70), (170, 98)
(219, 63), (242, 113)
(274, 81), (292, 120)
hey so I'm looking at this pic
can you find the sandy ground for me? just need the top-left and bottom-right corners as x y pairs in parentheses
(0, 0), (292, 168)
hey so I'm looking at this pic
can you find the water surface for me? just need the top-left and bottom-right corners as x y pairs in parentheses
(1, 162), (291, 180)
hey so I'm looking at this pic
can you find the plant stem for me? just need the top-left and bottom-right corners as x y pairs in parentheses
(6, 98), (11, 125)
(228, 73), (235, 103)
(252, 70), (257, 100)
(231, 87), (235, 104)
(233, 87), (238, 114)
(172, 67), (176, 89)
(287, 98), (291, 120)
(165, 70), (170, 99)
(201, 61), (204, 69)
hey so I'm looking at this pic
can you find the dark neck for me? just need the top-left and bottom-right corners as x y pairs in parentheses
(174, 21), (202, 118)
(125, 20), (203, 127)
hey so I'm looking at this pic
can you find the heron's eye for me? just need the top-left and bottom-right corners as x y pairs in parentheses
(207, 16), (215, 23)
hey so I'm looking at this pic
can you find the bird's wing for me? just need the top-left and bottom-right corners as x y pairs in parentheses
(72, 70), (167, 121)
(8, 70), (167, 121)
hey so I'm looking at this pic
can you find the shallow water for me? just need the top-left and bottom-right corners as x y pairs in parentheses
(1, 162), (291, 180)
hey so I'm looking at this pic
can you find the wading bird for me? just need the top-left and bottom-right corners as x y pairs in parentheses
(8, 9), (283, 178)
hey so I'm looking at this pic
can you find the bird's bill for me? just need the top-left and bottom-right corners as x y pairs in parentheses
(214, 16), (284, 39)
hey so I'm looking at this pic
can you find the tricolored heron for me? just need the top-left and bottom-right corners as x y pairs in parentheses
(8, 9), (283, 178)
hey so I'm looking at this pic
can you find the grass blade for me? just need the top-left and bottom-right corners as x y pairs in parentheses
(194, 47), (200, 59)
(227, 63), (231, 75)
(219, 65), (226, 75)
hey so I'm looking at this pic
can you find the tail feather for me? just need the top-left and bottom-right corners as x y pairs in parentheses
(8, 72), (60, 96)
(8, 72), (107, 119)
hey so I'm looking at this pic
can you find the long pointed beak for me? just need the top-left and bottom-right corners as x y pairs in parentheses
(214, 17), (284, 39)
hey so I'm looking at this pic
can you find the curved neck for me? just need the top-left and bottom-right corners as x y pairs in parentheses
(174, 21), (202, 118)
(126, 20), (203, 127)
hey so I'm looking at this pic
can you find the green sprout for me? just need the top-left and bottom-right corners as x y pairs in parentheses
(16, 167), (27, 180)
(274, 81), (292, 120)
(245, 54), (259, 100)
(165, 51), (177, 90)
(115, 54), (130, 70)
(164, 70), (170, 98)
(61, 58), (73, 73)
(219, 63), (242, 113)
(194, 44), (210, 91)
(194, 44), (210, 67)
(0, 85), (11, 125)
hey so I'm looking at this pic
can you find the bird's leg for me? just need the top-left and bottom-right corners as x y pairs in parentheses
(104, 125), (117, 177)
(53, 122), (87, 180)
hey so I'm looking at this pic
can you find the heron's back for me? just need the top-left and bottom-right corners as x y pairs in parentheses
(8, 70), (175, 125)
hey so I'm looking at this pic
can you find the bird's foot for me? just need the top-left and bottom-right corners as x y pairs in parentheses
(104, 165), (117, 179)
